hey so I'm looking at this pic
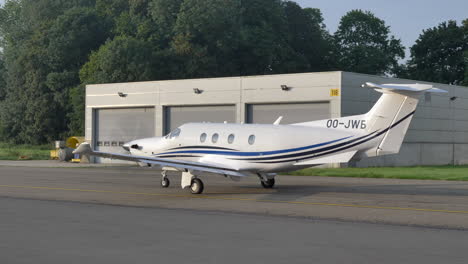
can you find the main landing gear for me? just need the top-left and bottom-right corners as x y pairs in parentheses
(190, 178), (204, 194)
(160, 170), (205, 194)
(261, 178), (275, 188)
(258, 173), (276, 189)
(161, 171), (275, 194)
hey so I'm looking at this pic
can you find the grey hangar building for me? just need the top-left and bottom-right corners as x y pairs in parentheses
(85, 71), (468, 167)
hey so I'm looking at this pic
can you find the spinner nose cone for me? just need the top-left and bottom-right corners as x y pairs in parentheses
(122, 142), (142, 153)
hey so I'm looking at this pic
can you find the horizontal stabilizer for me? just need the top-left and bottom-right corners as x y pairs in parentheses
(294, 151), (357, 166)
(364, 82), (447, 93)
(73, 142), (92, 154)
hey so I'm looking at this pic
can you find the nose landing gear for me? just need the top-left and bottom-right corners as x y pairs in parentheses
(161, 171), (170, 188)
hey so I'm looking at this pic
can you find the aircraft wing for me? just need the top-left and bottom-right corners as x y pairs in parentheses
(73, 143), (249, 177)
(294, 150), (357, 166)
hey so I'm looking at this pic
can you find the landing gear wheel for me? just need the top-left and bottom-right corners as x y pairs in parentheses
(261, 178), (275, 189)
(161, 177), (170, 188)
(190, 178), (204, 194)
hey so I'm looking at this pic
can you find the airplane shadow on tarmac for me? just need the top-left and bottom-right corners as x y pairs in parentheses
(216, 182), (468, 202)
(149, 170), (468, 201)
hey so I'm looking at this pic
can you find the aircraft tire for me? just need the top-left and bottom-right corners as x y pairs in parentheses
(261, 178), (275, 189)
(161, 178), (170, 188)
(190, 178), (204, 194)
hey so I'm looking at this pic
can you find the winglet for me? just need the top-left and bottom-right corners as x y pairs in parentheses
(363, 82), (447, 93)
(273, 116), (283, 125)
(73, 142), (93, 154)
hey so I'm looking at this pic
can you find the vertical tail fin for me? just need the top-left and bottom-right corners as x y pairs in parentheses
(363, 82), (447, 156)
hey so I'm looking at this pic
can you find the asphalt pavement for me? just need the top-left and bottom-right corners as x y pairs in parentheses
(1, 197), (467, 264)
(1, 164), (468, 263)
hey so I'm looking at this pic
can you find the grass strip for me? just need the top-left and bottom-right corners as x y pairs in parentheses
(286, 165), (468, 181)
(0, 142), (51, 160)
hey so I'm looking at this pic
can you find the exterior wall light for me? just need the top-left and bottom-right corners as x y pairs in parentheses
(118, 92), (127, 98)
(450, 96), (458, 101)
(281, 85), (291, 91)
(193, 88), (203, 94)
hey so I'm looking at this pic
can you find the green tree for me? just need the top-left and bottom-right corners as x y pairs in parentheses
(95, 0), (128, 19)
(0, 0), (107, 143)
(80, 36), (158, 84)
(0, 54), (6, 101)
(68, 84), (86, 135)
(402, 20), (467, 85)
(334, 10), (404, 75)
(283, 2), (334, 71)
(0, 0), (345, 143)
(465, 19), (468, 86)
(171, 0), (333, 77)
(464, 51), (468, 86)
(148, 0), (184, 46)
(46, 7), (110, 135)
(171, 0), (243, 78)
(235, 0), (297, 75)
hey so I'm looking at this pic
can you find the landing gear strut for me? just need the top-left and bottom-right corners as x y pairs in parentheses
(161, 171), (170, 188)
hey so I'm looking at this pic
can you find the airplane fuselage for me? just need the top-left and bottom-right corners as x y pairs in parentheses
(126, 122), (374, 173)
(76, 82), (445, 194)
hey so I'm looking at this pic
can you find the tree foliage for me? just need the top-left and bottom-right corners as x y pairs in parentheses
(0, 0), (109, 143)
(80, 36), (159, 84)
(334, 10), (405, 75)
(399, 20), (467, 85)
(0, 0), (465, 144)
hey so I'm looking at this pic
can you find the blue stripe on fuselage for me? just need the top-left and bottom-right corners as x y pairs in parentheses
(256, 111), (416, 163)
(156, 135), (353, 157)
(237, 131), (378, 161)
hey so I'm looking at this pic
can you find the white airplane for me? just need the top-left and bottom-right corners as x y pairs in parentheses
(74, 82), (446, 194)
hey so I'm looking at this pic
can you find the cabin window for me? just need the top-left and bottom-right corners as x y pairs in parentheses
(248, 135), (255, 145)
(228, 134), (235, 144)
(200, 133), (207, 143)
(212, 133), (219, 143)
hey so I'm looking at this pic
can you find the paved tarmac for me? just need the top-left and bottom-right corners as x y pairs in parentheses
(1, 197), (467, 264)
(1, 166), (468, 228)
(1, 165), (468, 263)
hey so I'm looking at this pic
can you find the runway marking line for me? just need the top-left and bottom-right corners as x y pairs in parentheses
(1, 184), (468, 215)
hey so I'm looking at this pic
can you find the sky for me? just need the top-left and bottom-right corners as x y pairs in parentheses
(295, 0), (467, 59)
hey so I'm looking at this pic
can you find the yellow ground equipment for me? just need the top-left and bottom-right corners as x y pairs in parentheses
(50, 149), (59, 160)
(67, 137), (85, 163)
(50, 137), (85, 162)
(67, 137), (85, 149)
(50, 141), (65, 160)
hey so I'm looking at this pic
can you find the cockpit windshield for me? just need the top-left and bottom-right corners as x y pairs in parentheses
(165, 128), (181, 139)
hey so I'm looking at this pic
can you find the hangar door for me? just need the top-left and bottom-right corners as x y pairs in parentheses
(94, 107), (155, 163)
(246, 102), (330, 124)
(164, 105), (236, 134)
